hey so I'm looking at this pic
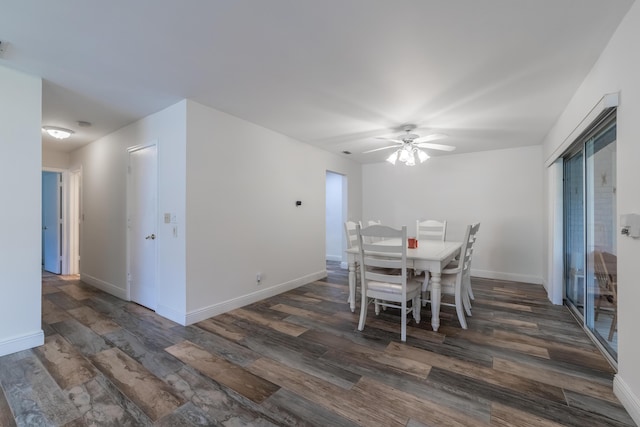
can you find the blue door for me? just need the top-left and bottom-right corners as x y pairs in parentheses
(42, 171), (61, 274)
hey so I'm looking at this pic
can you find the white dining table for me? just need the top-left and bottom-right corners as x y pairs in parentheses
(346, 238), (462, 331)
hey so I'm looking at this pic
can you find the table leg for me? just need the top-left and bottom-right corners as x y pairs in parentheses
(430, 272), (442, 331)
(348, 261), (356, 312)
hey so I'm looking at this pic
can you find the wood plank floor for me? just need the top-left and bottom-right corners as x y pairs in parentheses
(0, 264), (635, 426)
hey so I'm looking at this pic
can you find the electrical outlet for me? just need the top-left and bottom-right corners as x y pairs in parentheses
(164, 213), (171, 224)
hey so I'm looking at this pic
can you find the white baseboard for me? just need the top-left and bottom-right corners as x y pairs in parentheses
(185, 270), (327, 325)
(156, 304), (187, 326)
(471, 268), (543, 285)
(614, 374), (640, 426)
(0, 330), (44, 357)
(326, 254), (342, 262)
(81, 273), (128, 300)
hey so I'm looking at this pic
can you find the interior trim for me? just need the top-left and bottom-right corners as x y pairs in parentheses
(614, 375), (640, 426)
(0, 330), (44, 357)
(185, 270), (327, 325)
(545, 92), (619, 167)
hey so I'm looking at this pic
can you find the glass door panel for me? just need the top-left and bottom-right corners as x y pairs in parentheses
(564, 152), (584, 314)
(585, 123), (617, 356)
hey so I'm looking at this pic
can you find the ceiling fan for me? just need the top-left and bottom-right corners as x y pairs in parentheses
(363, 125), (456, 165)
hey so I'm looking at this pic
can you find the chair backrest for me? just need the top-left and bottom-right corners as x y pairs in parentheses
(454, 223), (480, 272)
(592, 250), (617, 299)
(344, 220), (359, 249)
(416, 219), (447, 241)
(466, 222), (480, 266)
(357, 224), (408, 293)
(364, 220), (382, 242)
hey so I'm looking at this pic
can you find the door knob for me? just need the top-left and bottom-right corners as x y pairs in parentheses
(145, 234), (156, 240)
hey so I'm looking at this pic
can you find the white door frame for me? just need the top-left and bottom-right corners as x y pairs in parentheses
(42, 167), (73, 274)
(69, 168), (82, 275)
(126, 141), (158, 307)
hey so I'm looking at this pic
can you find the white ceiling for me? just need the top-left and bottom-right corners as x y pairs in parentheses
(1, 0), (634, 163)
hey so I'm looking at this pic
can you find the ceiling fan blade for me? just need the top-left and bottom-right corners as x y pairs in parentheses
(362, 145), (401, 154)
(375, 137), (404, 143)
(415, 142), (456, 152)
(412, 133), (447, 143)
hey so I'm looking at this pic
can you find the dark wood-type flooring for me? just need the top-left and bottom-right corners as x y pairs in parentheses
(0, 263), (635, 426)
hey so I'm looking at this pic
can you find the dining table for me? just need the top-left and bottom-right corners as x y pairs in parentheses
(346, 238), (462, 331)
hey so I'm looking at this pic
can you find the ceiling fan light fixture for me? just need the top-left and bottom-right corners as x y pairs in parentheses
(386, 151), (398, 165)
(417, 149), (429, 163)
(398, 147), (411, 163)
(42, 126), (74, 140)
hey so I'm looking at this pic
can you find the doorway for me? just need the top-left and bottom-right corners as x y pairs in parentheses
(42, 169), (81, 276)
(127, 143), (158, 310)
(42, 171), (61, 274)
(325, 171), (347, 266)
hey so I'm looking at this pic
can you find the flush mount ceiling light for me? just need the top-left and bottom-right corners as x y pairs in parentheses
(42, 126), (74, 140)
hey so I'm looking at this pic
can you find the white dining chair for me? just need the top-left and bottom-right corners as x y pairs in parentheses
(457, 222), (480, 311)
(414, 219), (447, 279)
(416, 219), (447, 241)
(361, 219), (382, 243)
(592, 250), (617, 340)
(344, 220), (361, 306)
(344, 220), (359, 250)
(422, 222), (479, 329)
(356, 224), (421, 342)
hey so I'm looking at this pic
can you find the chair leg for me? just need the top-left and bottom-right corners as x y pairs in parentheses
(463, 291), (472, 316)
(421, 279), (429, 307)
(401, 301), (407, 342)
(608, 309), (617, 341)
(455, 291), (468, 329)
(595, 295), (602, 321)
(358, 294), (369, 332)
(413, 296), (421, 324)
(467, 281), (475, 301)
(464, 273), (474, 302)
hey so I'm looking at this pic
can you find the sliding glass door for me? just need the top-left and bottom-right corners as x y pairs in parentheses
(564, 115), (617, 360)
(564, 152), (584, 314)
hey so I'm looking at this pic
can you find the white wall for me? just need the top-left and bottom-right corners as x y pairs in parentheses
(69, 98), (361, 325)
(325, 171), (344, 262)
(541, 2), (640, 422)
(0, 66), (44, 356)
(363, 145), (544, 284)
(69, 100), (188, 324)
(42, 147), (70, 169)
(184, 100), (362, 322)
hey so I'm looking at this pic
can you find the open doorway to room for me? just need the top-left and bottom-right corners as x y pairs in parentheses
(42, 168), (81, 276)
(42, 171), (62, 274)
(325, 171), (347, 267)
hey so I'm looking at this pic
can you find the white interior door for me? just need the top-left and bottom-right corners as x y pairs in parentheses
(42, 171), (61, 274)
(128, 144), (158, 310)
